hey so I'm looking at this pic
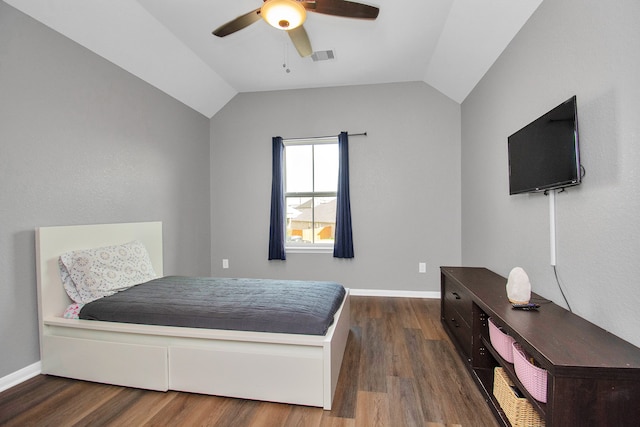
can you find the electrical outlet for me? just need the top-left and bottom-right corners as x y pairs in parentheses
(222, 259), (229, 269)
(419, 262), (426, 273)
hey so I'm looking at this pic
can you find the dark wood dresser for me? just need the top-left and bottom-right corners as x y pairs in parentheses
(440, 266), (640, 426)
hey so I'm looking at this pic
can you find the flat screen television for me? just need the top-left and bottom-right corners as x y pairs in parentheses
(508, 96), (581, 195)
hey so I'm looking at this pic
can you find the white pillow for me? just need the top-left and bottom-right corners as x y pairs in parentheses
(59, 240), (157, 304)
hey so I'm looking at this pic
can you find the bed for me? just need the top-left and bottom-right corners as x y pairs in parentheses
(35, 221), (350, 409)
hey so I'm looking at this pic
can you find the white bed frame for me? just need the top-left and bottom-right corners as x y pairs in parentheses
(35, 221), (350, 409)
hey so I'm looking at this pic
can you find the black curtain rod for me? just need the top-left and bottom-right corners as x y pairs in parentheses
(284, 132), (367, 140)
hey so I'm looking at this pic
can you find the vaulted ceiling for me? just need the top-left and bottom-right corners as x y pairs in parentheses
(5, 0), (543, 118)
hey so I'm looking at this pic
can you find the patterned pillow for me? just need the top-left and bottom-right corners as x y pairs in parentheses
(63, 302), (85, 319)
(59, 240), (157, 304)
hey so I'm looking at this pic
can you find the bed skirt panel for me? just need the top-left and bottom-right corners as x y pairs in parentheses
(169, 344), (324, 406)
(42, 335), (168, 391)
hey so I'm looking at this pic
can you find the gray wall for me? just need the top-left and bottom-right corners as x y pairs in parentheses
(0, 2), (211, 378)
(461, 0), (640, 346)
(210, 82), (461, 292)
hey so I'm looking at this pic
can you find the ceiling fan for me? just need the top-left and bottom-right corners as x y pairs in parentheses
(212, 0), (380, 57)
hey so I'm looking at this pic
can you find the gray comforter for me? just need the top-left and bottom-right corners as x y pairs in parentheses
(79, 276), (346, 335)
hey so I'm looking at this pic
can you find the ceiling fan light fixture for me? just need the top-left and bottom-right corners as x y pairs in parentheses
(261, 0), (306, 30)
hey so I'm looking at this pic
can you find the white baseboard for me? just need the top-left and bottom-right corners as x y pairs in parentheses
(0, 361), (41, 393)
(349, 289), (440, 299)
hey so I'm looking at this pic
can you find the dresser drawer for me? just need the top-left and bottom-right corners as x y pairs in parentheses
(443, 277), (473, 327)
(445, 310), (472, 358)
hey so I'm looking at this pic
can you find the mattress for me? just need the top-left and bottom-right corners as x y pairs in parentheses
(79, 276), (346, 335)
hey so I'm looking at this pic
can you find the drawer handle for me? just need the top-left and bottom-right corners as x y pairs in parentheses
(452, 292), (461, 300)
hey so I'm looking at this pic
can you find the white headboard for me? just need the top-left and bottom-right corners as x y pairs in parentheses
(35, 222), (163, 321)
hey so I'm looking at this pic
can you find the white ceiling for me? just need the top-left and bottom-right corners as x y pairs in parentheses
(5, 0), (543, 118)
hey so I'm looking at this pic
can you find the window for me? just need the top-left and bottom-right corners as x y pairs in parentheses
(284, 137), (338, 250)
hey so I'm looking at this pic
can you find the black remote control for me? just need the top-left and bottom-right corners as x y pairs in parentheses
(511, 303), (540, 310)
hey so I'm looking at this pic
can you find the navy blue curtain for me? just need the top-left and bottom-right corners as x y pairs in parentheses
(334, 132), (354, 258)
(268, 137), (286, 260)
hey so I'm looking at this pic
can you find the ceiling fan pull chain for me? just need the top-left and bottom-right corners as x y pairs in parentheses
(283, 40), (291, 73)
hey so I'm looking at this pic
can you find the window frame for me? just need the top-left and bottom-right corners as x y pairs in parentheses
(283, 136), (338, 253)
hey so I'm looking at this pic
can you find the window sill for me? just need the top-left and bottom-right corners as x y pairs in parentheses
(285, 246), (334, 254)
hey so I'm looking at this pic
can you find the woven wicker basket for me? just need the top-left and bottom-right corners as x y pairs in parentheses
(493, 367), (545, 427)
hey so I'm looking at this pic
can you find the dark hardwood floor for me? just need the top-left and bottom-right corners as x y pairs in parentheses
(0, 297), (498, 427)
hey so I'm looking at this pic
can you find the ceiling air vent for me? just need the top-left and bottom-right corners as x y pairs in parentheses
(311, 50), (335, 62)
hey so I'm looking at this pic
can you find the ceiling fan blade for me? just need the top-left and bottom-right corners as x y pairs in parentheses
(308, 0), (379, 20)
(212, 8), (262, 37)
(287, 25), (313, 57)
